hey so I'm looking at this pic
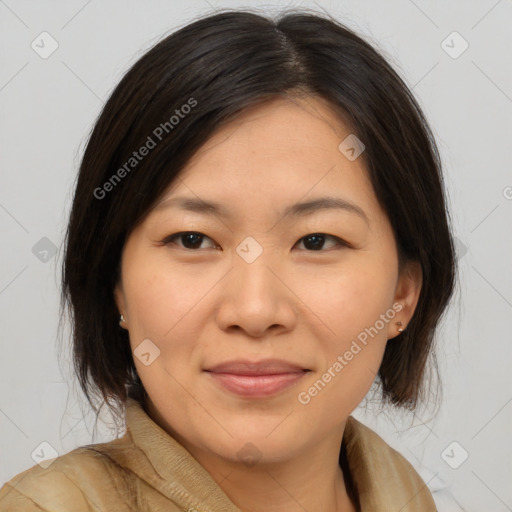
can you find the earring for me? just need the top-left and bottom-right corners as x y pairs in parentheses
(396, 321), (404, 333)
(119, 314), (126, 327)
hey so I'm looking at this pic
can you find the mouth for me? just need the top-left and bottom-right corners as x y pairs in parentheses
(204, 359), (311, 398)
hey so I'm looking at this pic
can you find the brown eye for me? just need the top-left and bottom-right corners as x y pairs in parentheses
(295, 233), (348, 251)
(160, 232), (348, 252)
(161, 232), (218, 250)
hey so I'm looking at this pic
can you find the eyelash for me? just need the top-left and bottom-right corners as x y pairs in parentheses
(159, 231), (350, 252)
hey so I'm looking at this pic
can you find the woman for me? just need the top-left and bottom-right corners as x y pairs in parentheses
(0, 9), (456, 511)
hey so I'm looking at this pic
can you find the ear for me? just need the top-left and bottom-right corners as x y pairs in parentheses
(114, 280), (127, 329)
(388, 260), (422, 340)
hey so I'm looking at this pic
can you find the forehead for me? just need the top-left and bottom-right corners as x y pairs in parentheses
(154, 96), (381, 227)
(187, 95), (356, 167)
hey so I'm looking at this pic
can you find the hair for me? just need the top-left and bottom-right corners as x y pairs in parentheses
(60, 8), (457, 427)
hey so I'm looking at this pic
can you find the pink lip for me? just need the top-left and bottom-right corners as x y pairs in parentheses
(204, 359), (309, 398)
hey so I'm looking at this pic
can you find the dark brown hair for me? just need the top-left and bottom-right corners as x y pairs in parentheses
(60, 8), (457, 425)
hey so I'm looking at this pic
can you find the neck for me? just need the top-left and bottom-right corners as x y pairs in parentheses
(214, 460), (356, 512)
(178, 424), (357, 512)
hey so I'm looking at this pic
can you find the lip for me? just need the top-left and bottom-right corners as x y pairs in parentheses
(204, 359), (310, 398)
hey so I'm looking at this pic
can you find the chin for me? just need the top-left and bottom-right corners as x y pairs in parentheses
(204, 416), (305, 462)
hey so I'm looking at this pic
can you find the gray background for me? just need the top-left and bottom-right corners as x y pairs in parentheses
(1, 1), (511, 510)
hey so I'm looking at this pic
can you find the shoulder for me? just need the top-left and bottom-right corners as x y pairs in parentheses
(0, 437), (134, 512)
(347, 416), (420, 470)
(345, 416), (437, 511)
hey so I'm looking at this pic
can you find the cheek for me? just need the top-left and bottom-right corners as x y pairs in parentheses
(292, 257), (396, 412)
(296, 272), (393, 422)
(122, 253), (224, 377)
(122, 259), (206, 406)
(295, 256), (396, 343)
(123, 254), (204, 336)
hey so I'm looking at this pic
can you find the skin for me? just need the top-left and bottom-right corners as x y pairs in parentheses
(114, 95), (422, 512)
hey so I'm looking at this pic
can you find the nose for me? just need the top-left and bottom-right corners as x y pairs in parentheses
(215, 254), (298, 338)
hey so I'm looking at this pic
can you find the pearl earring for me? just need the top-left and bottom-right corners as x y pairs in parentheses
(396, 321), (404, 333)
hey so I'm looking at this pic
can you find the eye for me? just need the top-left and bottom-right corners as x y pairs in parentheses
(160, 231), (349, 252)
(294, 233), (349, 251)
(160, 231), (219, 250)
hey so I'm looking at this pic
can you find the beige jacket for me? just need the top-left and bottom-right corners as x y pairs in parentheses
(0, 398), (437, 511)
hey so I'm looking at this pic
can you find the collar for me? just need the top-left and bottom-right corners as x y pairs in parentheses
(118, 397), (435, 511)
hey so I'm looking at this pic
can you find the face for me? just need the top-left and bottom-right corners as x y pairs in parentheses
(114, 95), (422, 466)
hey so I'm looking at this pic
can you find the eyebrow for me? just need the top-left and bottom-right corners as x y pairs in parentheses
(153, 195), (369, 225)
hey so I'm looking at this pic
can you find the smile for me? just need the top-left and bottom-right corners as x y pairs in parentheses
(204, 359), (310, 398)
